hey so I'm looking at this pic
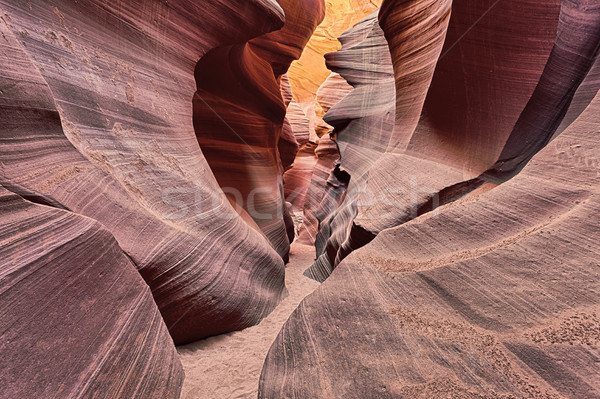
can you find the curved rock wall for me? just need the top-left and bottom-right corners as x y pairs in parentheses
(279, 74), (302, 175)
(281, 3), (388, 238)
(282, 100), (317, 215)
(293, 73), (353, 245)
(304, 11), (396, 279)
(259, 44), (600, 399)
(0, 185), (184, 398)
(287, 0), (382, 103)
(193, 0), (325, 261)
(2, 0), (599, 397)
(0, 3), (296, 393)
(0, 0), (290, 346)
(260, 0), (600, 396)
(307, 0), (600, 280)
(296, 132), (346, 245)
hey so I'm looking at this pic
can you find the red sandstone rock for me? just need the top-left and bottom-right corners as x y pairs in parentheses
(260, 1), (600, 397)
(283, 100), (317, 216)
(296, 133), (346, 245)
(307, 0), (600, 280)
(0, 185), (184, 398)
(290, 73), (352, 245)
(0, 0), (287, 347)
(193, 0), (325, 261)
(303, 11), (396, 278)
(2, 0), (599, 397)
(279, 75), (302, 174)
(260, 86), (600, 397)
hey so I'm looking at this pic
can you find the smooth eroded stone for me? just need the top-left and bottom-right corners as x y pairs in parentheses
(0, 0), (289, 344)
(290, 72), (352, 245)
(304, 11), (396, 279)
(0, 185), (183, 398)
(283, 101), (317, 217)
(307, 0), (600, 280)
(287, 0), (382, 103)
(259, 76), (600, 399)
(193, 0), (326, 261)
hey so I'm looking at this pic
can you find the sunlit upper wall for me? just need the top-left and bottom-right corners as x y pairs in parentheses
(287, 0), (382, 103)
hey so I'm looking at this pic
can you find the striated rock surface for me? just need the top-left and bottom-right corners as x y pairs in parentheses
(193, 0), (325, 260)
(283, 101), (317, 215)
(0, 185), (184, 398)
(307, 0), (600, 280)
(279, 74), (301, 175)
(292, 73), (353, 245)
(287, 0), (382, 103)
(313, 73), (354, 138)
(260, 0), (600, 396)
(259, 61), (600, 399)
(0, 0), (288, 346)
(296, 133), (346, 245)
(305, 11), (396, 278)
(324, 12), (396, 177)
(278, 75), (302, 243)
(3, 0), (600, 397)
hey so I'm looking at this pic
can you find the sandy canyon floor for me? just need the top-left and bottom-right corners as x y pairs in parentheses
(177, 243), (320, 399)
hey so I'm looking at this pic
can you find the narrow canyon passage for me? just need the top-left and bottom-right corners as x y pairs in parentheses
(1, 0), (600, 398)
(177, 243), (320, 399)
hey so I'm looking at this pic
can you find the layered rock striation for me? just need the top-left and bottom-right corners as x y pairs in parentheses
(193, 0), (325, 261)
(287, 0), (382, 103)
(0, 0), (290, 346)
(260, 0), (600, 396)
(2, 0), (599, 397)
(0, 0), (305, 395)
(306, 0), (600, 281)
(260, 85), (600, 397)
(0, 185), (184, 398)
(293, 73), (353, 245)
(303, 11), (396, 278)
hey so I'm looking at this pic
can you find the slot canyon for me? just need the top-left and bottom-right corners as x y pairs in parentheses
(1, 0), (599, 398)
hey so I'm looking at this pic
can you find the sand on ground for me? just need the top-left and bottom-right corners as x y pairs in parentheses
(177, 243), (320, 399)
